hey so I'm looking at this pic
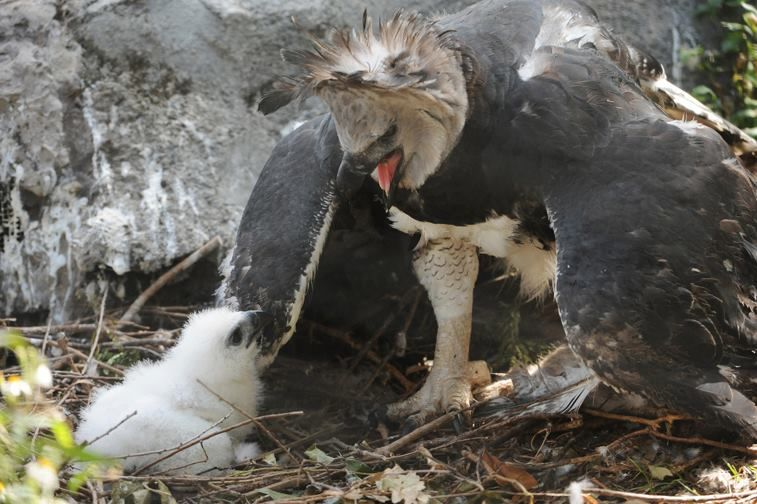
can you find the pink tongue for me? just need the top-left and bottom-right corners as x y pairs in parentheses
(377, 151), (402, 193)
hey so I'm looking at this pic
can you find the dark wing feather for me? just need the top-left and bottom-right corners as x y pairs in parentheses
(541, 116), (757, 437)
(258, 88), (297, 115)
(221, 114), (342, 346)
(477, 44), (757, 437)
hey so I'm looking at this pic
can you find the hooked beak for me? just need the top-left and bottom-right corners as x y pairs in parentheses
(336, 150), (403, 209)
(244, 310), (275, 349)
(336, 152), (372, 201)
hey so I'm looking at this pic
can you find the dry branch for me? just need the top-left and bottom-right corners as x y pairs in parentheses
(119, 236), (222, 324)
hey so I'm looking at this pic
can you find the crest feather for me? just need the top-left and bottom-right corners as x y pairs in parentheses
(258, 11), (462, 115)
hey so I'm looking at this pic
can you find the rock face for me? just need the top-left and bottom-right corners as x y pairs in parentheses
(0, 0), (716, 320)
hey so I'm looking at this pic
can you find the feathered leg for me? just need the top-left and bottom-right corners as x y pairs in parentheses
(386, 237), (488, 431)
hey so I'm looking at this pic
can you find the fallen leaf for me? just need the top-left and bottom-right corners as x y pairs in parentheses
(375, 464), (431, 504)
(345, 457), (371, 475)
(305, 445), (335, 465)
(262, 452), (277, 466)
(648, 465), (674, 480)
(481, 451), (538, 490)
(255, 488), (299, 501)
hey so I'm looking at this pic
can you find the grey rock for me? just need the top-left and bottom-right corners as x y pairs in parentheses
(0, 0), (716, 320)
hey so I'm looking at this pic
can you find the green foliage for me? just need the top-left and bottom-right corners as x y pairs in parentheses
(686, 2), (757, 137)
(0, 330), (114, 502)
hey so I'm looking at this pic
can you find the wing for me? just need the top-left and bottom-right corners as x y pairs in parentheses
(543, 116), (757, 437)
(474, 43), (757, 436)
(220, 114), (343, 356)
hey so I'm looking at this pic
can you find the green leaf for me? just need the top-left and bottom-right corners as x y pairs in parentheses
(0, 331), (28, 350)
(67, 471), (91, 493)
(305, 445), (335, 465)
(742, 3), (757, 15)
(696, 0), (724, 16)
(50, 420), (75, 449)
(345, 457), (371, 475)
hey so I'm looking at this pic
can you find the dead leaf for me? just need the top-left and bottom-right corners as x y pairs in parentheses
(305, 445), (335, 465)
(375, 464), (431, 504)
(111, 480), (177, 504)
(648, 464), (674, 480)
(262, 452), (277, 466)
(481, 451), (538, 490)
(255, 488), (299, 501)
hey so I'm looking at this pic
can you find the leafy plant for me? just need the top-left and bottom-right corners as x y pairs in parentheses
(0, 330), (114, 502)
(686, 1), (757, 137)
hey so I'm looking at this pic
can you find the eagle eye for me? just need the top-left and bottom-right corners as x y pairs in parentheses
(379, 124), (397, 142)
(227, 326), (245, 347)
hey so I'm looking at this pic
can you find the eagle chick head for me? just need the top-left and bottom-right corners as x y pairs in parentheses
(167, 307), (273, 386)
(260, 11), (469, 202)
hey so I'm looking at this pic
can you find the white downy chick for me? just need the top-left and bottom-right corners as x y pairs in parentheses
(75, 307), (270, 475)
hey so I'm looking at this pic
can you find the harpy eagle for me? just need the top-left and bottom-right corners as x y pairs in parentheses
(228, 0), (757, 438)
(75, 308), (270, 474)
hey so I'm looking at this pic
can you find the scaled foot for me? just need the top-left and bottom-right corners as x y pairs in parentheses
(386, 360), (490, 433)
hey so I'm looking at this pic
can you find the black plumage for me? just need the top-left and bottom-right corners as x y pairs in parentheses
(247, 0), (756, 436)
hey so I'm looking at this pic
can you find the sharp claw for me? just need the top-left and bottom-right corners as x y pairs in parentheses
(400, 416), (422, 436)
(452, 411), (466, 434)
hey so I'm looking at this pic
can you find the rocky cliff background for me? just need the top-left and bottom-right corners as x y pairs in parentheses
(0, 0), (717, 322)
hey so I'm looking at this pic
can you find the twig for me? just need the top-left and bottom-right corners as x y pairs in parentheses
(647, 429), (757, 456)
(197, 380), (302, 463)
(119, 236), (222, 324)
(583, 408), (689, 428)
(41, 317), (53, 355)
(463, 449), (534, 502)
(61, 344), (124, 376)
(308, 322), (415, 391)
(133, 416), (256, 475)
(83, 288), (108, 376)
(377, 409), (459, 455)
(9, 323), (98, 335)
(348, 308), (398, 372)
(348, 315), (396, 372)
(83, 410), (138, 447)
(393, 289), (422, 358)
(418, 445), (484, 492)
(560, 487), (757, 503)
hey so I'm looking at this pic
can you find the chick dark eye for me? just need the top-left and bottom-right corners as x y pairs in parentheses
(379, 124), (397, 142)
(228, 327), (244, 346)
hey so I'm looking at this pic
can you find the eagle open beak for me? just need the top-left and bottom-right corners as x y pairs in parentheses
(376, 150), (403, 210)
(336, 150), (403, 209)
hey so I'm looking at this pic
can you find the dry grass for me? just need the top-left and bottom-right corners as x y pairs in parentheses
(3, 304), (756, 503)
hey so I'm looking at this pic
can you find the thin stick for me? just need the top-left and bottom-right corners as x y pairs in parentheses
(83, 288), (108, 376)
(41, 317), (53, 355)
(566, 487), (757, 503)
(348, 310), (398, 372)
(133, 417), (256, 475)
(377, 409), (459, 455)
(309, 322), (415, 391)
(119, 236), (222, 324)
(647, 429), (757, 456)
(82, 411), (138, 447)
(64, 344), (124, 376)
(583, 408), (689, 428)
(10, 324), (98, 335)
(197, 380), (301, 463)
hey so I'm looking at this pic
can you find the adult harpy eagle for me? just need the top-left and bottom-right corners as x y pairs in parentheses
(258, 0), (757, 438)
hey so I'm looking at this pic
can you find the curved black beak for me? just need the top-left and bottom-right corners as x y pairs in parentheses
(244, 310), (276, 349)
(336, 152), (373, 201)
